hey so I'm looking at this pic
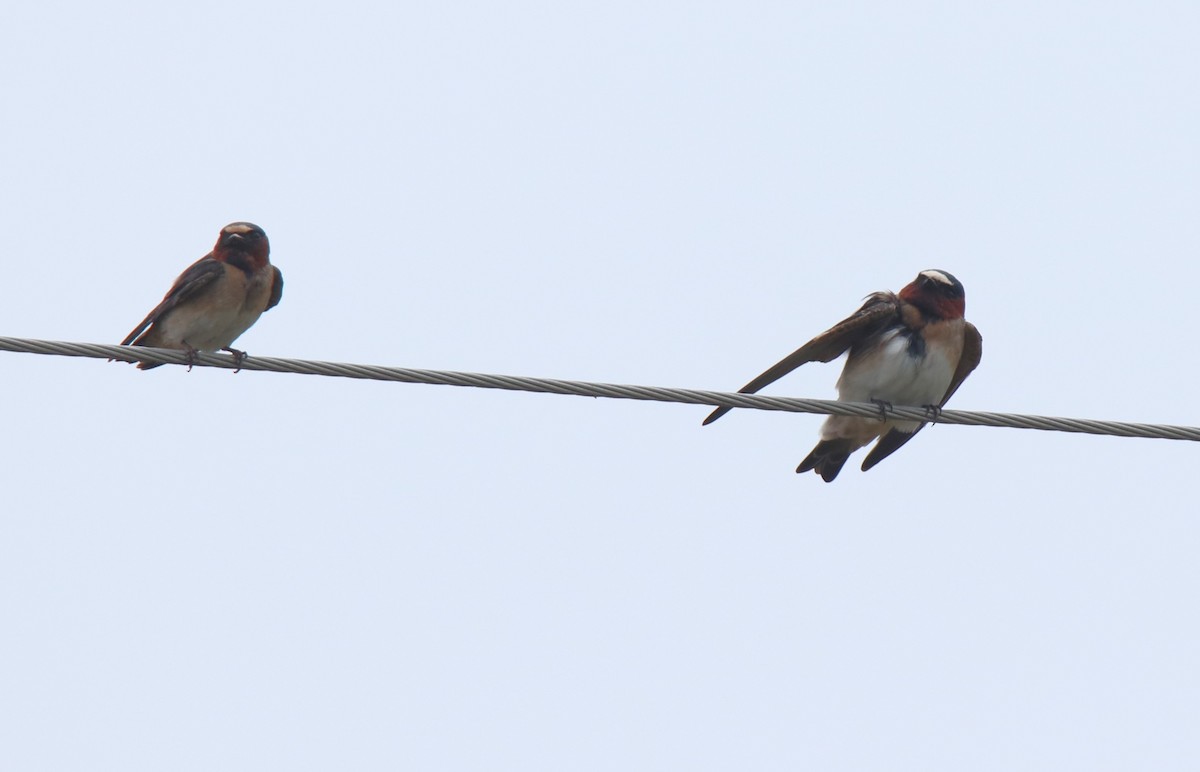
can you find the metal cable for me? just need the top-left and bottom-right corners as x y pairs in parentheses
(2, 335), (1199, 442)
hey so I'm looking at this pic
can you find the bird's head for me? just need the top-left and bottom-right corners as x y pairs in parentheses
(213, 222), (270, 270)
(898, 269), (966, 320)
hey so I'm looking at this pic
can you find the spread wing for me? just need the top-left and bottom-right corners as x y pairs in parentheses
(120, 255), (225, 345)
(265, 265), (284, 311)
(860, 321), (983, 472)
(702, 293), (900, 425)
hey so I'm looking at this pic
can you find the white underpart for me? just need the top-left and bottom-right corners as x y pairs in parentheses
(820, 327), (955, 444)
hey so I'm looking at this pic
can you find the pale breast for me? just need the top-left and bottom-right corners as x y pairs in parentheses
(836, 323), (963, 408)
(155, 264), (273, 351)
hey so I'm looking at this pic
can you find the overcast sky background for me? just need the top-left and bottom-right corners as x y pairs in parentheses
(2, 2), (1198, 770)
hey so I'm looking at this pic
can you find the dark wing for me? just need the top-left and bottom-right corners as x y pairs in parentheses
(860, 321), (983, 472)
(702, 293), (900, 425)
(939, 321), (982, 406)
(120, 256), (225, 345)
(265, 266), (284, 311)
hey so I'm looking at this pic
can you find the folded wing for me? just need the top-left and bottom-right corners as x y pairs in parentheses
(121, 256), (225, 346)
(860, 321), (983, 471)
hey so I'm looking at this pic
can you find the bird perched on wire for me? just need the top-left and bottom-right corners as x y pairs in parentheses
(120, 222), (283, 370)
(703, 269), (982, 481)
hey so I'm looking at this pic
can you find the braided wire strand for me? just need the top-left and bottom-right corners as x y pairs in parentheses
(2, 335), (1198, 442)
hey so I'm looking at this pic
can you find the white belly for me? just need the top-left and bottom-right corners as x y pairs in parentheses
(836, 329), (955, 407)
(820, 328), (956, 444)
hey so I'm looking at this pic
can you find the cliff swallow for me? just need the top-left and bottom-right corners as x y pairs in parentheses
(120, 222), (283, 370)
(703, 270), (982, 481)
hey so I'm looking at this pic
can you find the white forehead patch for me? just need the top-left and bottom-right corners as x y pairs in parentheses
(920, 269), (953, 286)
(222, 223), (257, 234)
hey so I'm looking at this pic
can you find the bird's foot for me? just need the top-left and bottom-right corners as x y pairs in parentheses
(182, 342), (199, 372)
(870, 398), (893, 421)
(922, 404), (943, 422)
(222, 347), (247, 373)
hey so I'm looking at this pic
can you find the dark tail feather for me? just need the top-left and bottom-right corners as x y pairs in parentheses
(124, 340), (165, 370)
(111, 339), (164, 370)
(860, 426), (924, 472)
(796, 439), (855, 482)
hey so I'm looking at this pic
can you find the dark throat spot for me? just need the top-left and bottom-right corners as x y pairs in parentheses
(905, 331), (926, 358)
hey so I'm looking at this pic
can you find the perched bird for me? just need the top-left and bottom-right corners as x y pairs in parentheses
(120, 222), (283, 370)
(703, 270), (982, 481)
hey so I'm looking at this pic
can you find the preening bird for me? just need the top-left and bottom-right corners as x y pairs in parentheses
(703, 270), (982, 481)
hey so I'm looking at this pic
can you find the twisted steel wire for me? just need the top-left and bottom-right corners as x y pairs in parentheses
(2, 335), (1199, 442)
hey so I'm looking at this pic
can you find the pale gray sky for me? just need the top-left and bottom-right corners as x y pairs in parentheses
(3, 2), (1199, 770)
